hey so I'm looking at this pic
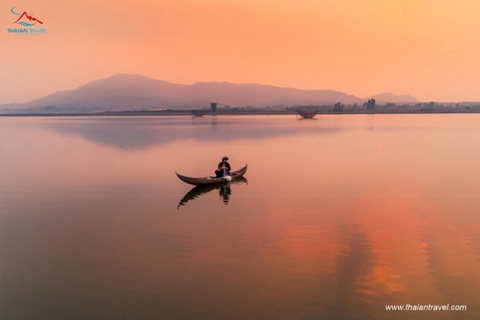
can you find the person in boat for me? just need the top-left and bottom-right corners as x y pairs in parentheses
(215, 156), (231, 177)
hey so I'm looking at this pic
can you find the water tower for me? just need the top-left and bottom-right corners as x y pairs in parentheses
(210, 102), (217, 113)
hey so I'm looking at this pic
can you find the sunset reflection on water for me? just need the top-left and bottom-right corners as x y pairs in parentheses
(1, 115), (479, 319)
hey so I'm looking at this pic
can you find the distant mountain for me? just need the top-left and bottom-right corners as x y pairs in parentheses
(178, 82), (362, 106)
(367, 93), (418, 103)
(0, 102), (24, 109)
(27, 89), (74, 106)
(25, 74), (189, 111)
(0, 74), (419, 112)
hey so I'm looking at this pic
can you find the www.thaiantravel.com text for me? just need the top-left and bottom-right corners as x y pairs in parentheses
(386, 304), (467, 311)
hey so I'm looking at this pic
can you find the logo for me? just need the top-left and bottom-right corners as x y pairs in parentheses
(7, 6), (47, 35)
(11, 6), (43, 26)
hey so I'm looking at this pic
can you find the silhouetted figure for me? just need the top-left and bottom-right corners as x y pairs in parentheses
(215, 156), (231, 177)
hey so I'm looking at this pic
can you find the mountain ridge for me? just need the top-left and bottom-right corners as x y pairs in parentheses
(1, 74), (419, 111)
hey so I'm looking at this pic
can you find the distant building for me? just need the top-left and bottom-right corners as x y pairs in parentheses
(210, 102), (217, 112)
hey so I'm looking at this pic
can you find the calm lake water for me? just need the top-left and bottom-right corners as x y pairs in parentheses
(1, 114), (480, 319)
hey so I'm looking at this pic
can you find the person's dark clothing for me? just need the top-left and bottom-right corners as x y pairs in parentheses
(217, 162), (231, 170)
(215, 161), (231, 177)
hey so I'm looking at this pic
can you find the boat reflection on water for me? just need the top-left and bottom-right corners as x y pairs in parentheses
(177, 178), (248, 209)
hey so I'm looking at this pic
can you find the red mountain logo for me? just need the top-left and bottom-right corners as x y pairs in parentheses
(14, 12), (43, 25)
(10, 6), (43, 26)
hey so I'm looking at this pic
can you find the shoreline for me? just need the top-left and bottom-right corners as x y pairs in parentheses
(1, 109), (479, 117)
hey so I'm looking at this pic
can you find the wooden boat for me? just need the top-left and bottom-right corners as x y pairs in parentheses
(176, 165), (248, 186)
(297, 110), (319, 119)
(177, 177), (247, 209)
(191, 110), (208, 117)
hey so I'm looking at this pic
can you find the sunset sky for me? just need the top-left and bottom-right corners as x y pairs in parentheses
(0, 0), (479, 104)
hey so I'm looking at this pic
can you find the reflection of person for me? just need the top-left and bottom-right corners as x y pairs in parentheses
(215, 156), (231, 177)
(219, 184), (231, 204)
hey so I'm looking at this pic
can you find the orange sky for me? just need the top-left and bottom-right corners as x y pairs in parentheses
(1, 0), (479, 104)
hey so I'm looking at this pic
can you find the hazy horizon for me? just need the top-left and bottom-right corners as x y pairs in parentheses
(0, 73), (423, 108)
(1, 0), (479, 104)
